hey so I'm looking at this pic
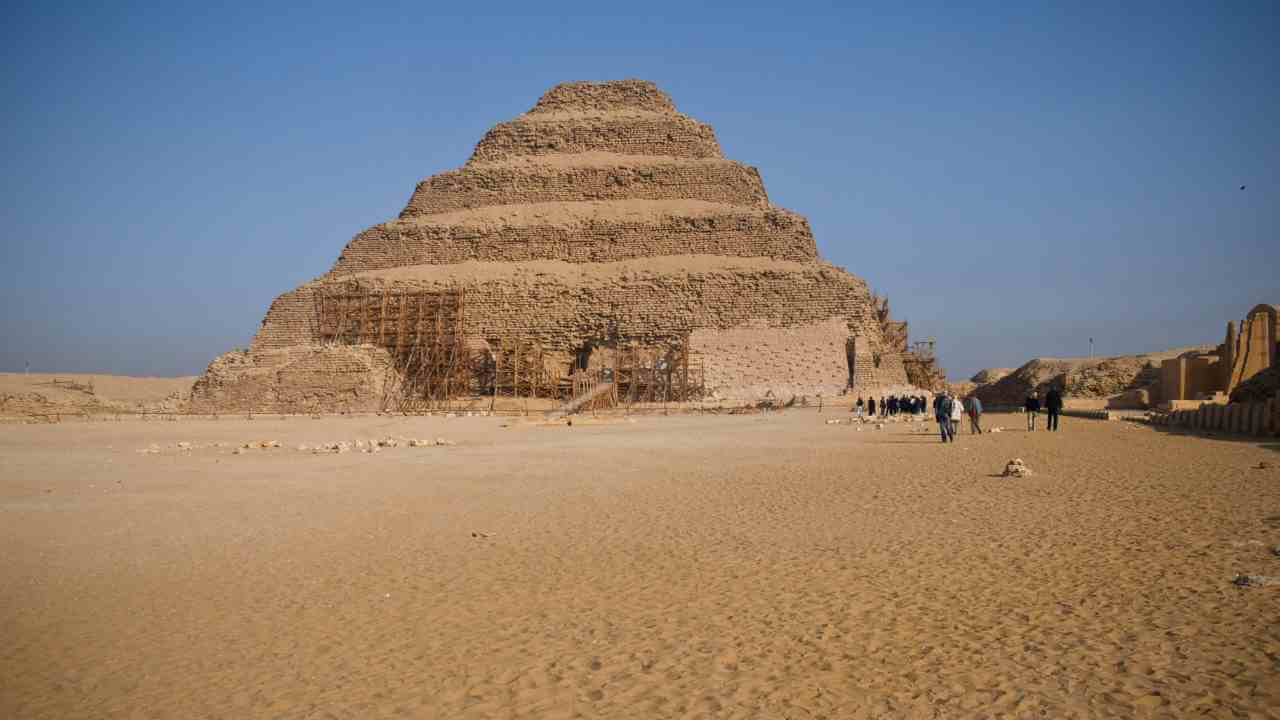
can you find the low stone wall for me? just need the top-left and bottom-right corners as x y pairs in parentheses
(1146, 395), (1277, 437)
(1061, 409), (1113, 420)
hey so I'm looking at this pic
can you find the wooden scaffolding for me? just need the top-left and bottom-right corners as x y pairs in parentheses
(613, 335), (705, 405)
(313, 284), (469, 410)
(485, 338), (562, 400)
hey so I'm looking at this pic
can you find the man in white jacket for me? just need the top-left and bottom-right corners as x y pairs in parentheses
(950, 391), (965, 436)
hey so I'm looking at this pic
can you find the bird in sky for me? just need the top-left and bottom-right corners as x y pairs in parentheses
(1240, 185), (1246, 190)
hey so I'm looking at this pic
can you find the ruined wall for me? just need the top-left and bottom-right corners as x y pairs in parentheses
(253, 259), (886, 355)
(188, 345), (393, 414)
(1227, 304), (1279, 393)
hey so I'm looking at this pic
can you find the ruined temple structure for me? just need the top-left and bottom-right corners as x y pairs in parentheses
(1158, 303), (1279, 404)
(190, 80), (915, 412)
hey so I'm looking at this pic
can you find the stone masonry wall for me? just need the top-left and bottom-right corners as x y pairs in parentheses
(188, 345), (393, 414)
(469, 115), (723, 164)
(332, 207), (817, 272)
(527, 80), (678, 115)
(252, 262), (884, 356)
(692, 318), (852, 401)
(401, 158), (768, 216)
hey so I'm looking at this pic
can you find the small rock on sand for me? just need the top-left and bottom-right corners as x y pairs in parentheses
(1002, 458), (1032, 478)
(1231, 574), (1279, 587)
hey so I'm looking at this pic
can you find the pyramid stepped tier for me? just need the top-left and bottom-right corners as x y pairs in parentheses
(400, 153), (768, 217)
(190, 80), (913, 412)
(469, 112), (723, 163)
(258, 257), (882, 352)
(332, 200), (817, 272)
(525, 79), (680, 115)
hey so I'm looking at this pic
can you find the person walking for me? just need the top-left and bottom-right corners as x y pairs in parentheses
(937, 393), (955, 442)
(1045, 387), (1063, 431)
(967, 394), (983, 434)
(1025, 392), (1040, 431)
(867, 396), (875, 418)
(855, 396), (865, 419)
(949, 391), (964, 436)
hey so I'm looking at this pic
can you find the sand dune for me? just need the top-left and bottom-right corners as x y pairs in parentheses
(1, 411), (1278, 718)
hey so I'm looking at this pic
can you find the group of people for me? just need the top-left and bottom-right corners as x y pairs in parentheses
(852, 387), (1065, 443)
(933, 391), (983, 442)
(853, 394), (929, 418)
(1023, 388), (1064, 431)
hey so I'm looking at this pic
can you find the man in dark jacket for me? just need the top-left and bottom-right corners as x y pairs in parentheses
(1045, 387), (1063, 431)
(1025, 392), (1041, 431)
(936, 393), (955, 442)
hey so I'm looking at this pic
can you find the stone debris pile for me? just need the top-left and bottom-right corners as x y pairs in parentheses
(1002, 458), (1032, 478)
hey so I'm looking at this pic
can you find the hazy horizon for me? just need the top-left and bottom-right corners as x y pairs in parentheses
(3, 1), (1276, 381)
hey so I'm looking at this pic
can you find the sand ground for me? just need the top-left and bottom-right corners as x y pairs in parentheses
(2, 410), (1278, 719)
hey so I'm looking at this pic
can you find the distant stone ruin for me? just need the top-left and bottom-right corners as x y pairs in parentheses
(1159, 304), (1279, 404)
(190, 80), (913, 413)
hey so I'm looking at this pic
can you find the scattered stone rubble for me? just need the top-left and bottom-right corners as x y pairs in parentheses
(138, 436), (458, 456)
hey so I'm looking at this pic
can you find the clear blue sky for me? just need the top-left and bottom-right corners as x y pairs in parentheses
(2, 1), (1276, 379)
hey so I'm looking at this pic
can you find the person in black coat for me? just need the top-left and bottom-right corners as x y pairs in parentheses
(1045, 388), (1064, 431)
(1025, 392), (1041, 431)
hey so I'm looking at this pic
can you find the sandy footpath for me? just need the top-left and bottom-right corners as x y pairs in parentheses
(1, 411), (1278, 719)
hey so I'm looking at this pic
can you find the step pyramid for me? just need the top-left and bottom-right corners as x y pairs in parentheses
(190, 80), (909, 412)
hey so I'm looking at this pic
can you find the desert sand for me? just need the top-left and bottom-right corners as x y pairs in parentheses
(0, 373), (195, 417)
(2, 409), (1279, 719)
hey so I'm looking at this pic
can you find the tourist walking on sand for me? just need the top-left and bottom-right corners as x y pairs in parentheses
(968, 395), (983, 434)
(1045, 387), (1063, 431)
(950, 391), (964, 435)
(1025, 392), (1040, 431)
(855, 396), (865, 418)
(867, 397), (875, 417)
(937, 393), (955, 443)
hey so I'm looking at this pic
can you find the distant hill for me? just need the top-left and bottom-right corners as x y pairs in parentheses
(970, 345), (1215, 406)
(970, 368), (1012, 384)
(0, 373), (193, 417)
